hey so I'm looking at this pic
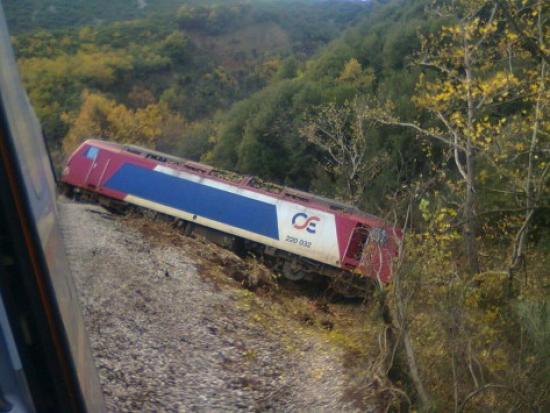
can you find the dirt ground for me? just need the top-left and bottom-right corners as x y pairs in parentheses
(58, 197), (380, 412)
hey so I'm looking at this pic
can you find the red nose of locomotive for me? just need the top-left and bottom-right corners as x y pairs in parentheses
(357, 226), (401, 283)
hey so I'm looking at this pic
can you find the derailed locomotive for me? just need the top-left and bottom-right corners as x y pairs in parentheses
(61, 139), (400, 288)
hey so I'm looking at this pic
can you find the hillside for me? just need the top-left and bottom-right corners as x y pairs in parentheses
(6, 0), (550, 411)
(3, 0), (181, 33)
(59, 198), (382, 412)
(7, 0), (370, 165)
(206, 0), (434, 196)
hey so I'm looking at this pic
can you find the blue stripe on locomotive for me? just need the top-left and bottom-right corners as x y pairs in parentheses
(104, 164), (280, 240)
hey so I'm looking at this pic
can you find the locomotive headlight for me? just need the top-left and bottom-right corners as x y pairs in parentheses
(370, 228), (388, 245)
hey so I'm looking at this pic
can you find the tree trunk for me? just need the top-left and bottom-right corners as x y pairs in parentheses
(464, 145), (479, 275)
(463, 23), (480, 275)
(394, 267), (432, 409)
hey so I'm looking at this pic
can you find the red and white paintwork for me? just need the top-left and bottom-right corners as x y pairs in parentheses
(62, 139), (400, 283)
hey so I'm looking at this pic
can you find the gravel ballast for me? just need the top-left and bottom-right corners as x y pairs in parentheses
(59, 198), (371, 412)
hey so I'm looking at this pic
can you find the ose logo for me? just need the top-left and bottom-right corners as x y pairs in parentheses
(292, 213), (320, 234)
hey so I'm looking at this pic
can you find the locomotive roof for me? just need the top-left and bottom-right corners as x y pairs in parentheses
(83, 139), (383, 222)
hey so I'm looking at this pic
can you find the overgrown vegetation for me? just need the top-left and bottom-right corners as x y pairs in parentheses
(5, 0), (549, 411)
(7, 0), (368, 165)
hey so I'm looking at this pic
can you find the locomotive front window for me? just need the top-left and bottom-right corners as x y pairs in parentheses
(84, 147), (100, 160)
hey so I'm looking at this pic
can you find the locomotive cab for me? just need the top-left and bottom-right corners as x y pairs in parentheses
(342, 221), (398, 284)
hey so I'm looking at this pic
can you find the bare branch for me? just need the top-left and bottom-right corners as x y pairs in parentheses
(458, 384), (510, 412)
(375, 118), (465, 151)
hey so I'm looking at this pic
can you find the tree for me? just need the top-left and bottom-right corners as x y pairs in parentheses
(338, 58), (362, 82)
(361, 1), (549, 410)
(492, 0), (549, 290)
(161, 31), (190, 64)
(161, 120), (214, 161)
(368, 0), (518, 274)
(62, 91), (185, 155)
(301, 98), (389, 203)
(338, 57), (375, 92)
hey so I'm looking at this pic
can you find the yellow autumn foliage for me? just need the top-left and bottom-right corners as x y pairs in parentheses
(62, 91), (185, 155)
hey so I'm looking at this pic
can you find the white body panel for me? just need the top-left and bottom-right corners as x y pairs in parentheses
(128, 165), (343, 268)
(275, 203), (340, 266)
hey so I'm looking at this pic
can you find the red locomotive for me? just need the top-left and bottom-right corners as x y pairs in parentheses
(61, 139), (400, 290)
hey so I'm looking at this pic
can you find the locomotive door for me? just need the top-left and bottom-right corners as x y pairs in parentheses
(342, 224), (369, 267)
(357, 227), (389, 281)
(84, 146), (108, 190)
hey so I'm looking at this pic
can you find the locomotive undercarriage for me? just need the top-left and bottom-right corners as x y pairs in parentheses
(61, 184), (374, 297)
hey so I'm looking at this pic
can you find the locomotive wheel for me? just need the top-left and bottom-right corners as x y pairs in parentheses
(282, 261), (306, 281)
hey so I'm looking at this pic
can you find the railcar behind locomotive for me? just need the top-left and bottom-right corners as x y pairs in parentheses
(61, 139), (400, 286)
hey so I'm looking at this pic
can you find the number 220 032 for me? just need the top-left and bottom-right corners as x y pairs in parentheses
(285, 235), (312, 248)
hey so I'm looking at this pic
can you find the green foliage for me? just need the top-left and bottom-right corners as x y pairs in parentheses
(515, 299), (550, 356)
(177, 4), (242, 35)
(18, 47), (134, 144)
(8, 0), (367, 160)
(3, 0), (185, 34)
(160, 31), (190, 64)
(162, 120), (214, 161)
(275, 56), (299, 81)
(208, 84), (311, 185)
(208, 0), (436, 207)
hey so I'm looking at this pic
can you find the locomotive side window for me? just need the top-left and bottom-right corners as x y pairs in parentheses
(145, 153), (167, 162)
(284, 192), (310, 203)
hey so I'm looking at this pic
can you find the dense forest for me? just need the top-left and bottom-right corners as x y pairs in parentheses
(5, 0), (549, 411)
